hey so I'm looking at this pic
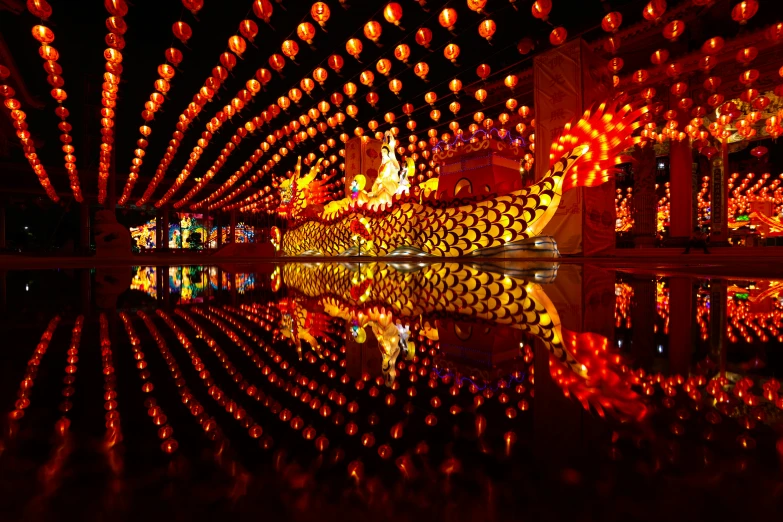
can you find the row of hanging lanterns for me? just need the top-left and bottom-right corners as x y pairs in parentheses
(1, 65), (60, 202)
(27, 0), (82, 202)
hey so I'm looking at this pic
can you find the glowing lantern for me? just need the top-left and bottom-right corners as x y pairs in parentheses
(282, 40), (299, 60)
(701, 37), (724, 55)
(394, 44), (411, 64)
(313, 67), (328, 85)
(650, 49), (669, 65)
(449, 78), (462, 94)
(343, 82), (357, 98)
(767, 23), (783, 42)
(475, 88), (487, 103)
(633, 69), (649, 84)
(253, 0), (274, 23)
(288, 88), (302, 104)
(346, 105), (358, 118)
(739, 69), (759, 85)
(27, 0), (53, 19)
(415, 27), (432, 48)
(256, 67), (272, 84)
(602, 12), (622, 32)
(670, 82), (687, 96)
(165, 47), (183, 66)
(297, 22), (316, 44)
(414, 62), (429, 80)
(424, 91), (437, 105)
(240, 20), (259, 42)
(439, 8), (457, 30)
(360, 70), (375, 87)
(38, 45), (58, 61)
(468, 0), (487, 13)
(383, 3), (403, 25)
(663, 20), (685, 41)
(346, 38), (363, 60)
(603, 35), (620, 54)
(430, 110), (441, 122)
(367, 92), (380, 107)
(182, 0), (203, 15)
(642, 0), (666, 21)
(32, 25), (55, 44)
(364, 21), (382, 42)
(449, 102), (460, 115)
(443, 43), (461, 63)
(549, 27), (567, 46)
(736, 47), (758, 65)
(506, 98), (518, 111)
(376, 58), (392, 76)
(389, 79), (403, 95)
(531, 0), (551, 20)
(478, 19), (496, 42)
(328, 54), (344, 73)
(268, 54), (286, 74)
(504, 74), (518, 89)
(476, 64), (491, 80)
(172, 21), (192, 44)
(751, 145), (767, 157)
(703, 77), (721, 92)
(732, 1), (758, 24)
(517, 37), (535, 54)
(300, 78), (315, 96)
(608, 57), (624, 73)
(699, 56), (716, 72)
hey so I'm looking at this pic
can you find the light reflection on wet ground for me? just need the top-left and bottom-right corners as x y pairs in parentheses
(0, 262), (781, 521)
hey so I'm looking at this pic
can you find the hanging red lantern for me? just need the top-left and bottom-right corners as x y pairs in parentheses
(106, 16), (128, 34)
(650, 49), (669, 65)
(364, 21), (383, 42)
(331, 92), (344, 106)
(443, 43), (461, 63)
(359, 70), (375, 87)
(311, 2), (330, 27)
(165, 47), (183, 66)
(27, 0), (52, 20)
(475, 89), (488, 103)
(313, 67), (328, 85)
(172, 21), (192, 45)
(376, 58), (392, 76)
(182, 0), (203, 16)
(239, 20), (259, 42)
(343, 82), (357, 98)
(389, 79), (403, 95)
(642, 0), (666, 21)
(750, 145), (768, 158)
(767, 23), (783, 42)
(468, 0), (487, 14)
(395, 44), (411, 63)
(439, 8), (457, 30)
(31, 25), (55, 44)
(549, 27), (567, 46)
(383, 3), (403, 25)
(328, 54), (344, 73)
(531, 0), (552, 21)
(739, 69), (759, 85)
(517, 37), (535, 54)
(253, 0), (274, 23)
(608, 57), (624, 73)
(504, 75), (518, 89)
(268, 54), (285, 73)
(732, 1), (758, 24)
(663, 20), (685, 41)
(256, 67), (272, 84)
(424, 91), (438, 105)
(476, 64), (491, 80)
(415, 27), (432, 48)
(601, 12), (622, 32)
(346, 38), (363, 60)
(449, 78), (462, 94)
(297, 22), (316, 44)
(281, 39), (299, 60)
(367, 92), (380, 106)
(701, 37), (724, 55)
(478, 19), (496, 42)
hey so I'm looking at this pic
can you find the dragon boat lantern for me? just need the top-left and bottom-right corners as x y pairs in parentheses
(433, 130), (526, 200)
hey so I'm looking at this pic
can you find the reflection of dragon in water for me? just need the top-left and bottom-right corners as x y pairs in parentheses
(280, 262), (647, 421)
(277, 101), (647, 256)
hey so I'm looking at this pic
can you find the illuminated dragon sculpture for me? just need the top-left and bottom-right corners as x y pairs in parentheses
(276, 100), (647, 256)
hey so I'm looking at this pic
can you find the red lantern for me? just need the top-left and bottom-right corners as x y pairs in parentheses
(376, 58), (392, 76)
(239, 20), (259, 42)
(383, 3), (403, 25)
(732, 1), (758, 24)
(310, 2), (330, 27)
(31, 25), (55, 44)
(531, 0), (551, 20)
(389, 79), (403, 95)
(256, 68), (272, 85)
(468, 0), (487, 13)
(601, 12), (622, 33)
(268, 54), (285, 73)
(438, 8), (457, 30)
(549, 27), (567, 46)
(415, 27), (432, 48)
(313, 67), (328, 85)
(642, 0), (666, 21)
(443, 43), (460, 63)
(414, 62), (429, 80)
(650, 49), (669, 65)
(517, 38), (535, 54)
(364, 21), (382, 42)
(476, 64), (491, 80)
(27, 0), (52, 20)
(297, 22), (316, 44)
(253, 0), (274, 23)
(172, 21), (192, 45)
(663, 20), (685, 41)
(346, 38), (363, 59)
(701, 37), (724, 55)
(328, 54), (344, 73)
(165, 47), (183, 66)
(281, 39), (299, 60)
(750, 145), (768, 158)
(478, 19), (496, 42)
(182, 0), (203, 16)
(608, 57), (624, 73)
(395, 44), (411, 63)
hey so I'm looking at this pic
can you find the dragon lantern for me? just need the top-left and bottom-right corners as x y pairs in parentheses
(274, 100), (647, 257)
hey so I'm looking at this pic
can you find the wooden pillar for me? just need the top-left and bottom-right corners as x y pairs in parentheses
(631, 144), (657, 247)
(159, 207), (170, 251)
(229, 209), (237, 244)
(668, 139), (694, 243)
(216, 213), (223, 249)
(709, 279), (728, 376)
(79, 202), (90, 251)
(630, 276), (656, 367)
(709, 143), (730, 245)
(668, 277), (693, 376)
(533, 38), (614, 255)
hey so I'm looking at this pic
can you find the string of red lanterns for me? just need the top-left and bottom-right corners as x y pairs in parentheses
(100, 313), (123, 450)
(117, 2), (199, 205)
(0, 65), (60, 202)
(27, 1), (83, 202)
